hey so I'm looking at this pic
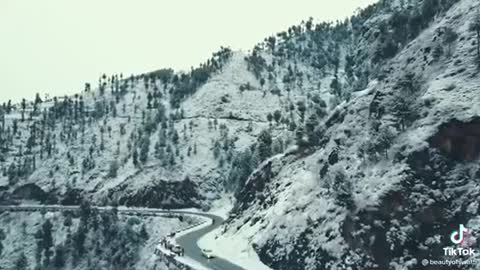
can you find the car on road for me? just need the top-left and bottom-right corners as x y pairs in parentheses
(172, 245), (184, 256)
(201, 249), (215, 259)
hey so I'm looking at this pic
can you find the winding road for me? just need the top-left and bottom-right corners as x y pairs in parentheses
(0, 205), (246, 270)
(176, 212), (246, 270)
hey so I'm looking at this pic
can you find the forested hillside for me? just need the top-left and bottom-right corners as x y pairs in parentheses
(1, 0), (480, 269)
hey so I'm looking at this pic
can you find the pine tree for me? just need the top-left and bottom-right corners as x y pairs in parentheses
(219, 155), (225, 167)
(132, 149), (139, 166)
(376, 126), (395, 159)
(6, 100), (12, 113)
(139, 136), (150, 163)
(34, 92), (43, 113)
(327, 165), (354, 210)
(12, 119), (18, 134)
(296, 125), (309, 149)
(147, 92), (153, 109)
(296, 101), (307, 122)
(53, 245), (65, 268)
(172, 130), (179, 144)
(273, 110), (282, 124)
(14, 252), (28, 270)
(73, 221), (87, 258)
(0, 229), (5, 255)
(158, 129), (167, 147)
(35, 219), (53, 267)
(7, 162), (16, 185)
(21, 98), (27, 122)
(169, 154), (175, 166)
(213, 141), (221, 159)
(267, 113), (273, 124)
(305, 114), (319, 145)
(257, 130), (272, 161)
(267, 36), (276, 51)
(330, 76), (341, 97)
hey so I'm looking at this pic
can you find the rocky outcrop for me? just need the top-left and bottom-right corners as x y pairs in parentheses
(107, 178), (200, 209)
(429, 118), (480, 161)
(12, 184), (57, 203)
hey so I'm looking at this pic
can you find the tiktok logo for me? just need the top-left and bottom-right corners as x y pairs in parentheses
(450, 224), (469, 245)
(443, 224), (477, 257)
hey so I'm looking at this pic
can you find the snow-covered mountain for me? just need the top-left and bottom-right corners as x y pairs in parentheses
(223, 0), (480, 269)
(2, 0), (480, 269)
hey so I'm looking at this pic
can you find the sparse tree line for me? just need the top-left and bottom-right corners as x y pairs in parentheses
(0, 44), (231, 186)
(0, 68), (158, 185)
(2, 201), (148, 270)
(169, 47), (233, 108)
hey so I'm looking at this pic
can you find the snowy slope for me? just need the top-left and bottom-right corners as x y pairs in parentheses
(2, 0), (480, 269)
(225, 0), (480, 269)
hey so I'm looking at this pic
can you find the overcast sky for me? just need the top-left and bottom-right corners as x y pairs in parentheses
(0, 0), (377, 103)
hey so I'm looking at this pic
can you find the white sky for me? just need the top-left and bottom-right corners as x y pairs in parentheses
(0, 0), (377, 103)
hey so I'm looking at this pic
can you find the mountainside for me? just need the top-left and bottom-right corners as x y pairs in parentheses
(1, 0), (480, 269)
(225, 0), (480, 269)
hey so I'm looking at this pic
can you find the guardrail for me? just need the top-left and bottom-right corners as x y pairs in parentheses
(154, 214), (213, 270)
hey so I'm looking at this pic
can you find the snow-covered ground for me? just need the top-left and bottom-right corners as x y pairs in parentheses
(206, 193), (234, 219)
(198, 194), (272, 270)
(198, 225), (273, 270)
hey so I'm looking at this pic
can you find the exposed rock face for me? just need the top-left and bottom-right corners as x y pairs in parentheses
(242, 143), (480, 270)
(61, 188), (85, 205)
(341, 147), (478, 269)
(430, 118), (480, 161)
(0, 184), (59, 204)
(12, 184), (49, 202)
(108, 178), (200, 209)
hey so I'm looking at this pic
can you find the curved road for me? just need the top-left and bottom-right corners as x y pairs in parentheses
(176, 212), (246, 270)
(0, 205), (246, 270)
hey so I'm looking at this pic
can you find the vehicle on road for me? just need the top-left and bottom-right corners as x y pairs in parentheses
(172, 245), (184, 256)
(201, 249), (215, 259)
